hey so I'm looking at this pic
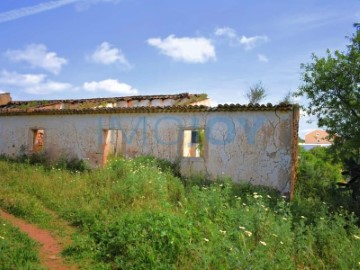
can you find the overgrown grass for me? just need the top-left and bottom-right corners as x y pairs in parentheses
(0, 217), (44, 270)
(0, 151), (360, 269)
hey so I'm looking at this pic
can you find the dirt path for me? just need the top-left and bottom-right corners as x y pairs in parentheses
(0, 209), (77, 270)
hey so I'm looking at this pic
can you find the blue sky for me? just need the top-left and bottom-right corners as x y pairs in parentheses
(0, 0), (359, 136)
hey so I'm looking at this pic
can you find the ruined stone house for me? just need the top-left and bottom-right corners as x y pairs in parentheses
(0, 92), (299, 196)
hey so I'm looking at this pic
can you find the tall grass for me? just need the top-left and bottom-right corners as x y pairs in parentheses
(0, 217), (44, 270)
(0, 151), (359, 269)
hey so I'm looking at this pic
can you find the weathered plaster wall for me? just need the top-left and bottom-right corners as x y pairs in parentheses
(0, 109), (296, 193)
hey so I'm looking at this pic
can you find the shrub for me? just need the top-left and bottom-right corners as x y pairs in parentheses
(295, 146), (360, 220)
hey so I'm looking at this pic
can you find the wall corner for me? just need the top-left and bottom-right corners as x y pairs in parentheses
(290, 105), (300, 200)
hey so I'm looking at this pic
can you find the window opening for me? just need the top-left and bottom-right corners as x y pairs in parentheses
(33, 129), (45, 152)
(183, 129), (204, 157)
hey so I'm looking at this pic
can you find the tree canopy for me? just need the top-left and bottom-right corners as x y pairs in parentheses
(295, 24), (360, 160)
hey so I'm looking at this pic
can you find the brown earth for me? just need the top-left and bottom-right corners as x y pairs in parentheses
(0, 209), (77, 270)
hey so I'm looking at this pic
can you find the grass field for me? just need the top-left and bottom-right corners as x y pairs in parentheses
(0, 148), (359, 269)
(0, 216), (44, 270)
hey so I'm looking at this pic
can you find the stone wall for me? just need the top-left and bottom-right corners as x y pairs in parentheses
(0, 108), (298, 194)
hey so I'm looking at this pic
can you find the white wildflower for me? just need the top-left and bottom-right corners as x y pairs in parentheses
(245, 231), (252, 237)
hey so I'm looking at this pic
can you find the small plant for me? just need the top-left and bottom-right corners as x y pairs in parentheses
(175, 93), (208, 106)
(246, 81), (267, 104)
(279, 91), (294, 105)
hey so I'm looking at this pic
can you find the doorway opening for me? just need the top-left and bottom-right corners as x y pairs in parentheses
(103, 129), (122, 164)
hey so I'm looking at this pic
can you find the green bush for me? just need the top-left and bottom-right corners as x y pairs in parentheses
(297, 147), (342, 198)
(294, 146), (360, 220)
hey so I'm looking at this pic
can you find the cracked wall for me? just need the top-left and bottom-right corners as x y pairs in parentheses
(0, 109), (297, 193)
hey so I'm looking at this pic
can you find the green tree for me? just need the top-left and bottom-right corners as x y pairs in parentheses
(295, 24), (360, 161)
(246, 81), (266, 104)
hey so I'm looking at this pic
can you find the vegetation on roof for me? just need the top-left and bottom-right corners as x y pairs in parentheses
(174, 93), (208, 106)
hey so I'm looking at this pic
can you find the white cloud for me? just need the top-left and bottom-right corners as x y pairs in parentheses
(6, 44), (67, 74)
(0, 0), (81, 23)
(0, 70), (72, 94)
(25, 81), (72, 94)
(257, 54), (269, 63)
(0, 70), (46, 86)
(147, 35), (216, 63)
(286, 12), (340, 27)
(89, 42), (130, 66)
(83, 79), (138, 95)
(0, 0), (119, 23)
(214, 27), (237, 39)
(240, 35), (269, 50)
(214, 26), (269, 50)
(75, 0), (120, 10)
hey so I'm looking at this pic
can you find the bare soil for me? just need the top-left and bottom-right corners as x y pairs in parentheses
(0, 209), (77, 270)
